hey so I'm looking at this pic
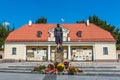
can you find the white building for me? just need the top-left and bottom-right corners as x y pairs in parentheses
(4, 23), (117, 62)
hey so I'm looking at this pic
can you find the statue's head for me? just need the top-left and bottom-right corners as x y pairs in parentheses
(57, 24), (60, 27)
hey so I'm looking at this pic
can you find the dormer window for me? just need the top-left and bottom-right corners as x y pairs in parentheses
(37, 31), (42, 37)
(76, 31), (82, 37)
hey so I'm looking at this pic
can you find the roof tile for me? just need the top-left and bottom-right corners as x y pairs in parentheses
(5, 23), (116, 42)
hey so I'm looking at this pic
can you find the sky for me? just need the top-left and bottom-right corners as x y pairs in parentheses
(0, 0), (120, 29)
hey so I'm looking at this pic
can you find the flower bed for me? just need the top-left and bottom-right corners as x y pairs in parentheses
(33, 61), (83, 75)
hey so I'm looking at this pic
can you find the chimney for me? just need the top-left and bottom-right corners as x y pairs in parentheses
(86, 20), (90, 26)
(28, 20), (32, 26)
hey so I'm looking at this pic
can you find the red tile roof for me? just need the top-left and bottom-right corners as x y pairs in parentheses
(5, 23), (116, 42)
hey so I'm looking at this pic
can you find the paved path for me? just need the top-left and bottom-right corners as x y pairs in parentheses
(0, 72), (120, 80)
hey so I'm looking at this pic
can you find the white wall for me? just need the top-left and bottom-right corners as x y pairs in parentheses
(4, 42), (117, 61)
(4, 43), (26, 60)
(94, 42), (117, 60)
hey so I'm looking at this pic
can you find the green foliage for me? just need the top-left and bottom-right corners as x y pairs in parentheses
(76, 20), (85, 23)
(0, 24), (14, 50)
(33, 65), (46, 72)
(35, 17), (47, 24)
(117, 44), (120, 50)
(68, 67), (77, 74)
(76, 15), (120, 50)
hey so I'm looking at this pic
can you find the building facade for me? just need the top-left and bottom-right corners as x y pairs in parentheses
(4, 23), (117, 62)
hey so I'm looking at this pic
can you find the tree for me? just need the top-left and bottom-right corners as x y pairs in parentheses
(35, 17), (47, 24)
(0, 24), (14, 50)
(76, 20), (85, 23)
(76, 15), (120, 50)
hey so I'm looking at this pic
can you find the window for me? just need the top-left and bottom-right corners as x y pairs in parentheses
(72, 48), (76, 50)
(72, 48), (76, 53)
(103, 47), (108, 55)
(12, 47), (16, 55)
(76, 31), (82, 37)
(42, 48), (47, 50)
(32, 48), (36, 51)
(83, 48), (87, 50)
(37, 31), (42, 37)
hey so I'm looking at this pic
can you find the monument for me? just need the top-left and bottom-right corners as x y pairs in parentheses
(54, 24), (63, 62)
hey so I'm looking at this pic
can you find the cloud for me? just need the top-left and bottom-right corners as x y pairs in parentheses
(3, 22), (10, 26)
(61, 18), (65, 22)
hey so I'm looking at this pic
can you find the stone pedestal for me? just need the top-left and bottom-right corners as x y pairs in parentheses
(55, 53), (63, 62)
(55, 46), (63, 62)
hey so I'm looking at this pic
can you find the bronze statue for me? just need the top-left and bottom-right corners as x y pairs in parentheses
(54, 24), (63, 53)
(54, 24), (63, 46)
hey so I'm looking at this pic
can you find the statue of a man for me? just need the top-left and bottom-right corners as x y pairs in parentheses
(54, 24), (63, 48)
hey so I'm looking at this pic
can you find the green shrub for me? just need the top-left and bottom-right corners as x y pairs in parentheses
(68, 67), (77, 74)
(33, 65), (46, 72)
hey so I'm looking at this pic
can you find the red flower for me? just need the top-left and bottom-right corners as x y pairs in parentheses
(64, 61), (69, 65)
(45, 68), (51, 72)
(48, 63), (55, 70)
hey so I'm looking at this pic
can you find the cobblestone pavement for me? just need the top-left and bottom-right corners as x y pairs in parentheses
(0, 72), (120, 80)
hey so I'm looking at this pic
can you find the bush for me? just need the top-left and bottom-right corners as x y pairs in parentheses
(68, 67), (77, 74)
(33, 65), (46, 72)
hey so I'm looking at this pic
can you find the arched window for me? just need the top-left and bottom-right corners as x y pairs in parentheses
(76, 31), (82, 37)
(37, 31), (42, 37)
